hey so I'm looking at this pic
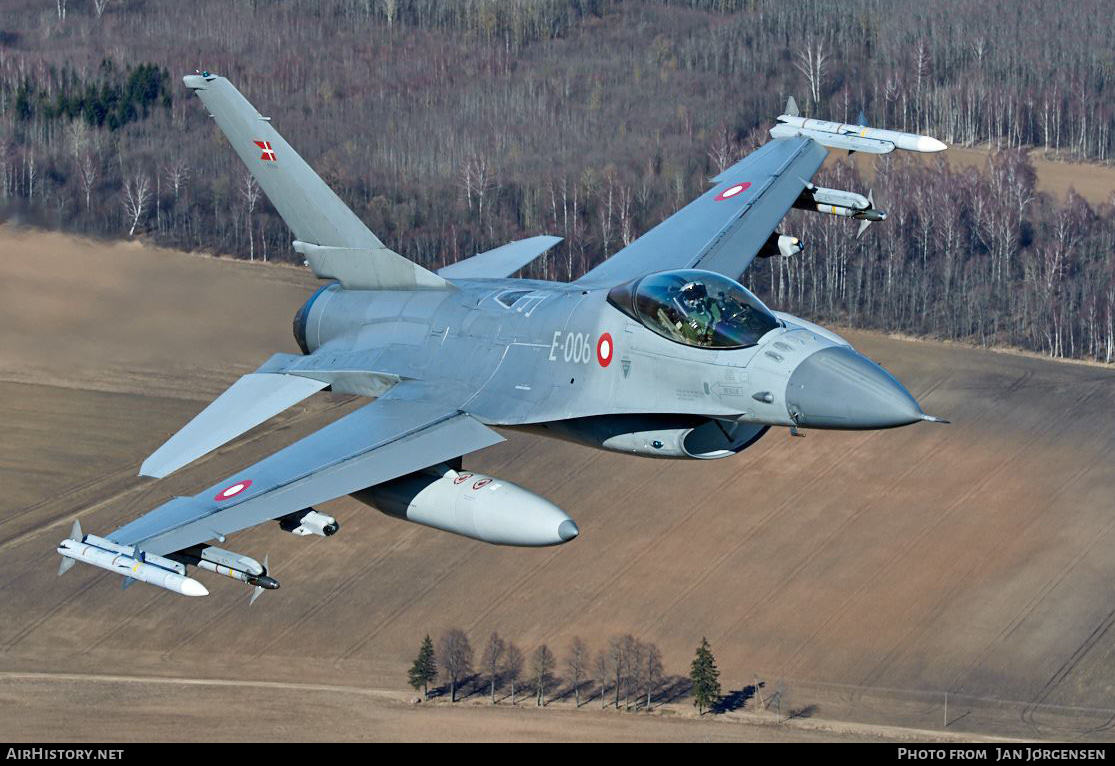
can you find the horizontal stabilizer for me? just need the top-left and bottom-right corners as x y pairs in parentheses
(438, 236), (562, 280)
(140, 373), (328, 479)
(294, 241), (448, 291)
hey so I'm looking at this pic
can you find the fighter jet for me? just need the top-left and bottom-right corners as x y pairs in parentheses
(57, 78), (948, 599)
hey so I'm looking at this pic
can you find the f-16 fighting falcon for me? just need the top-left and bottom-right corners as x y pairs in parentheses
(57, 79), (949, 600)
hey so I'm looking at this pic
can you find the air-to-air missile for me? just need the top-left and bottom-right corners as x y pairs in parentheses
(770, 96), (947, 154)
(168, 545), (278, 589)
(57, 520), (209, 597)
(352, 466), (579, 547)
(794, 182), (887, 236)
(58, 521), (280, 601)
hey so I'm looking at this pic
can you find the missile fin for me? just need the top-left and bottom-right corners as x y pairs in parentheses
(69, 519), (82, 541)
(857, 109), (869, 127)
(249, 554), (270, 606)
(857, 218), (873, 238)
(121, 576), (136, 590)
(785, 96), (799, 117)
(57, 556), (75, 576)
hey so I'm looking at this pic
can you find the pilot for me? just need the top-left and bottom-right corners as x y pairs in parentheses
(678, 281), (721, 344)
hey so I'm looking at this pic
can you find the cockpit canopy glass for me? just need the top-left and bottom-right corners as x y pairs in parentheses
(612, 270), (779, 349)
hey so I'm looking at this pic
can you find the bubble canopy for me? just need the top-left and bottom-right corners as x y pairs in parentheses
(607, 270), (780, 349)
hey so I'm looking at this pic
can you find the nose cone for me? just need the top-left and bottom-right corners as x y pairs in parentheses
(786, 347), (923, 429)
(179, 577), (210, 597)
(916, 135), (948, 153)
(558, 519), (580, 542)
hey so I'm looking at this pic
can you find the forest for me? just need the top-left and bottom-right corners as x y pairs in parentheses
(1, 0), (1113, 362)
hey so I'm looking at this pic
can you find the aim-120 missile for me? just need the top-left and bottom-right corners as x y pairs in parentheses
(770, 97), (947, 154)
(57, 521), (208, 597)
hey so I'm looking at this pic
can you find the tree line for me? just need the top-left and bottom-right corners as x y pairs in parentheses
(1, 0), (1112, 363)
(407, 628), (728, 715)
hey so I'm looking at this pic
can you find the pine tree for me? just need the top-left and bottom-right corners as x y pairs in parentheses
(408, 634), (438, 701)
(689, 637), (721, 715)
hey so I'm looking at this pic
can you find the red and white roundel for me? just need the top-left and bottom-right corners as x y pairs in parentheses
(214, 479), (253, 502)
(714, 181), (751, 201)
(597, 332), (614, 367)
(453, 472), (474, 485)
(472, 478), (493, 491)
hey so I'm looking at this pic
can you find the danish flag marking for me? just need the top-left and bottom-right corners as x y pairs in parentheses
(254, 140), (276, 161)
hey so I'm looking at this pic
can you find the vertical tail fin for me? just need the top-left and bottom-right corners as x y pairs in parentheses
(183, 73), (448, 290)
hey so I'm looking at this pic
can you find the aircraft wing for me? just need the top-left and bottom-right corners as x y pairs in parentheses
(576, 136), (827, 285)
(108, 385), (504, 556)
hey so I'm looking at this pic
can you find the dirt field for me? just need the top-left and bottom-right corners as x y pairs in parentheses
(1, 227), (1114, 742)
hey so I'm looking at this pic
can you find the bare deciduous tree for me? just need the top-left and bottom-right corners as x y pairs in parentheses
(566, 637), (587, 707)
(644, 643), (663, 711)
(504, 642), (524, 705)
(532, 644), (555, 707)
(241, 171), (261, 261)
(437, 628), (473, 703)
(480, 631), (504, 704)
(594, 649), (609, 709)
(164, 158), (189, 202)
(122, 172), (151, 237)
(794, 40), (828, 109)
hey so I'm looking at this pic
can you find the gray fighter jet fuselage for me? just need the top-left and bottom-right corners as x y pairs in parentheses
(290, 274), (932, 447)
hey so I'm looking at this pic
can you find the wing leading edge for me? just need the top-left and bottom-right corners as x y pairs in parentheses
(576, 137), (827, 286)
(111, 388), (504, 556)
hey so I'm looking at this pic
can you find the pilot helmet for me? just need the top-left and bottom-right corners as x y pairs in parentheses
(680, 281), (708, 307)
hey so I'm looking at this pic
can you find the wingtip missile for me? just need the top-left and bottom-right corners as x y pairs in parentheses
(772, 108), (947, 155)
(57, 532), (209, 597)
